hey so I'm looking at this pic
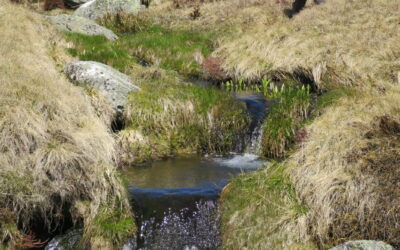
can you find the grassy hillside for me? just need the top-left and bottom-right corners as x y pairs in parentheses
(0, 1), (134, 248)
(215, 0), (400, 249)
(3, 0), (400, 249)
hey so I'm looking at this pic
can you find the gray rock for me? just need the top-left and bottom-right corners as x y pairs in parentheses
(64, 61), (140, 115)
(64, 0), (91, 9)
(46, 14), (118, 41)
(122, 238), (137, 250)
(74, 0), (143, 20)
(329, 240), (394, 250)
(45, 230), (81, 250)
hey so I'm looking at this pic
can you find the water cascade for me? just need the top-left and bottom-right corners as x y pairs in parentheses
(122, 92), (268, 250)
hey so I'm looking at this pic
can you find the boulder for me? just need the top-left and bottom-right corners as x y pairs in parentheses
(64, 61), (140, 116)
(74, 0), (143, 20)
(64, 0), (92, 9)
(46, 14), (118, 41)
(329, 240), (394, 250)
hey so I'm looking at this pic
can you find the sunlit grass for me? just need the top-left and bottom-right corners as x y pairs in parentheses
(66, 17), (215, 77)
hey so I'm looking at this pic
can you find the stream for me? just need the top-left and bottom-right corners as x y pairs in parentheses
(122, 93), (268, 250)
(124, 154), (264, 249)
(45, 92), (267, 250)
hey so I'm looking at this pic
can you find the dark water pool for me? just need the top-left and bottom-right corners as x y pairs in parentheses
(123, 154), (264, 249)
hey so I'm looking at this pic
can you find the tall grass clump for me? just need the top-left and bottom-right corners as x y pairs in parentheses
(215, 0), (400, 88)
(261, 83), (311, 157)
(289, 85), (400, 248)
(220, 162), (315, 249)
(0, 1), (134, 248)
(118, 67), (250, 165)
(97, 11), (153, 34)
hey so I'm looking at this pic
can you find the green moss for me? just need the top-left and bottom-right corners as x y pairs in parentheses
(221, 162), (314, 249)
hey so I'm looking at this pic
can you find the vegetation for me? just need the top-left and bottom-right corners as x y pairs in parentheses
(65, 15), (250, 166)
(83, 202), (135, 249)
(118, 68), (250, 165)
(260, 84), (310, 157)
(215, 0), (400, 248)
(220, 162), (315, 249)
(67, 16), (215, 77)
(224, 78), (312, 157)
(0, 1), (134, 248)
(4, 0), (400, 249)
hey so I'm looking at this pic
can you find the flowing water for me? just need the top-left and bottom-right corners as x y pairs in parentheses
(45, 92), (268, 250)
(121, 93), (268, 250)
(123, 154), (264, 250)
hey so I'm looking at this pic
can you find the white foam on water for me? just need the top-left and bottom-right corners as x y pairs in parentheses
(212, 153), (265, 170)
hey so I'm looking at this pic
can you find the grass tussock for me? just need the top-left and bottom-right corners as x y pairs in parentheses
(214, 0), (400, 247)
(215, 0), (400, 87)
(289, 85), (400, 247)
(260, 82), (311, 157)
(118, 67), (250, 165)
(220, 162), (315, 249)
(0, 1), (134, 247)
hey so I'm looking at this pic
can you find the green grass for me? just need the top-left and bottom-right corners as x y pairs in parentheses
(65, 22), (215, 77)
(119, 25), (215, 77)
(221, 162), (314, 249)
(313, 87), (358, 115)
(261, 84), (311, 157)
(65, 33), (134, 73)
(121, 70), (250, 164)
(84, 202), (135, 249)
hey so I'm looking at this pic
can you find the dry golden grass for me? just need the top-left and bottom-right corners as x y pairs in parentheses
(212, 0), (400, 248)
(145, 0), (287, 34)
(220, 163), (316, 250)
(215, 0), (400, 87)
(289, 84), (400, 247)
(0, 1), (133, 248)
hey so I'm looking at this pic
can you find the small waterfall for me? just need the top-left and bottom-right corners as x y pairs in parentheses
(235, 93), (268, 155)
(121, 92), (269, 250)
(248, 123), (263, 155)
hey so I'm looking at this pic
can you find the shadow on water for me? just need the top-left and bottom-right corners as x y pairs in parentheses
(123, 155), (264, 249)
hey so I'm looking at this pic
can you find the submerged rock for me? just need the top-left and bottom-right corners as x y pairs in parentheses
(74, 0), (143, 20)
(64, 61), (140, 116)
(46, 14), (118, 41)
(329, 240), (394, 250)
